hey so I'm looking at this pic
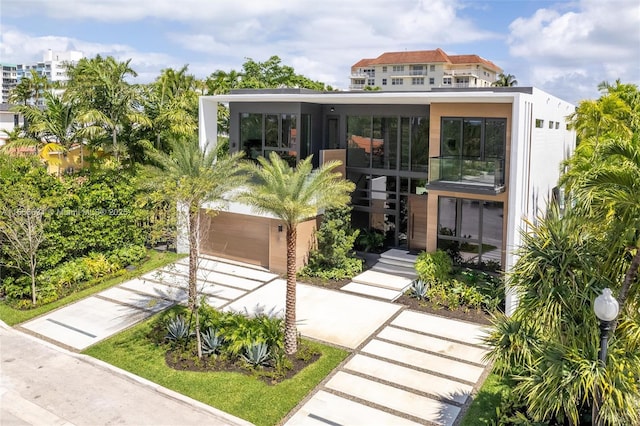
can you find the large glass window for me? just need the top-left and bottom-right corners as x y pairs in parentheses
(240, 113), (262, 160)
(239, 112), (298, 163)
(347, 115), (428, 171)
(440, 117), (506, 160)
(437, 197), (503, 267)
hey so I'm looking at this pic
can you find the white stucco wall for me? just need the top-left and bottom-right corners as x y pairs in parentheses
(504, 89), (576, 314)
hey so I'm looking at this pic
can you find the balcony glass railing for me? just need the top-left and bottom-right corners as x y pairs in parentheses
(429, 157), (505, 190)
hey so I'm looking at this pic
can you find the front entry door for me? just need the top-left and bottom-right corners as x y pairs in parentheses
(408, 194), (427, 252)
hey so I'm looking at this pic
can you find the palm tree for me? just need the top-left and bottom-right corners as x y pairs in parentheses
(484, 204), (640, 425)
(563, 135), (640, 313)
(8, 69), (50, 106)
(152, 135), (245, 358)
(492, 73), (518, 87)
(9, 91), (102, 173)
(65, 55), (151, 161)
(568, 95), (632, 141)
(240, 152), (354, 354)
(147, 66), (198, 150)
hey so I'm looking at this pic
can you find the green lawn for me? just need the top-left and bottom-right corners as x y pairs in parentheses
(461, 373), (508, 425)
(83, 314), (349, 426)
(0, 250), (185, 326)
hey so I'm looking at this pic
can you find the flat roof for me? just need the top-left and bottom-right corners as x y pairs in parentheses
(201, 87), (536, 105)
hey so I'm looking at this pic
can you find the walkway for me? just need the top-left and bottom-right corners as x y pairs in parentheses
(285, 310), (490, 426)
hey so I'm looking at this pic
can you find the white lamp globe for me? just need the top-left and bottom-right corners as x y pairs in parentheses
(594, 288), (620, 322)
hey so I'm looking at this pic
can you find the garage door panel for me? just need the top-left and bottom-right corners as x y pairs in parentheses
(200, 211), (269, 267)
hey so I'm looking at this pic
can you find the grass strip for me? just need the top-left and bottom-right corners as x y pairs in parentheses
(460, 372), (508, 425)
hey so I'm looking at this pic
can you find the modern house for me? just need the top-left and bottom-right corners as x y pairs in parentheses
(349, 49), (502, 91)
(196, 87), (576, 314)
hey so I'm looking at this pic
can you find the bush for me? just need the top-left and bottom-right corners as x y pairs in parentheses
(355, 228), (385, 253)
(415, 250), (452, 283)
(301, 206), (363, 280)
(108, 244), (147, 268)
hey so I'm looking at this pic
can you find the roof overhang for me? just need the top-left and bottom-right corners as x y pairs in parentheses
(200, 89), (528, 106)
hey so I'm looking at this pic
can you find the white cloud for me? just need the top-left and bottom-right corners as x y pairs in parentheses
(507, 0), (640, 102)
(0, 28), (176, 83)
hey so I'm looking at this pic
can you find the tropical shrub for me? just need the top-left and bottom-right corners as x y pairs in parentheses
(415, 250), (452, 283)
(300, 206), (363, 280)
(165, 315), (192, 343)
(242, 342), (271, 367)
(355, 228), (385, 253)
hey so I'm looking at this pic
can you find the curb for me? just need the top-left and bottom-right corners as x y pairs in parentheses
(2, 325), (254, 426)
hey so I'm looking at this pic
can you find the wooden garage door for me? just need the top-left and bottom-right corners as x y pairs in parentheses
(199, 211), (270, 267)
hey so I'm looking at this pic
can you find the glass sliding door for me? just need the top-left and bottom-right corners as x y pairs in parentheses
(437, 197), (503, 267)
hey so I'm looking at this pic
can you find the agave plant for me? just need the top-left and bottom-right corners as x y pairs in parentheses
(242, 342), (271, 367)
(165, 315), (191, 341)
(410, 279), (429, 301)
(200, 327), (223, 355)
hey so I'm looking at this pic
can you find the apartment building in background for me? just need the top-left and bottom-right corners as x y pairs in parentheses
(0, 50), (84, 106)
(350, 48), (502, 91)
(1, 64), (18, 104)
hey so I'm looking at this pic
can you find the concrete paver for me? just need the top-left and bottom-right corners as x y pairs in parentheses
(340, 281), (402, 300)
(325, 371), (461, 426)
(119, 278), (188, 302)
(177, 257), (278, 283)
(142, 270), (246, 299)
(343, 354), (473, 405)
(225, 280), (402, 349)
(351, 269), (413, 291)
(378, 326), (488, 365)
(285, 390), (422, 426)
(362, 339), (485, 383)
(162, 262), (266, 291)
(391, 310), (489, 346)
(20, 296), (164, 351)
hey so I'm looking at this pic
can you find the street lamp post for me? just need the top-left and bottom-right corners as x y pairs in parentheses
(592, 288), (620, 426)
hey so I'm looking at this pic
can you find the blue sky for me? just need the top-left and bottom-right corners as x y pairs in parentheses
(1, 0), (639, 104)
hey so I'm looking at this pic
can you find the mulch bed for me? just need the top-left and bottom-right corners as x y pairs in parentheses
(394, 294), (493, 325)
(164, 347), (320, 385)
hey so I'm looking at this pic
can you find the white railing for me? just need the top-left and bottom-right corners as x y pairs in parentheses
(444, 68), (479, 77)
(350, 84), (365, 90)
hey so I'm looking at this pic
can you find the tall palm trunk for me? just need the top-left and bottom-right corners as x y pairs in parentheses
(616, 248), (640, 319)
(188, 206), (202, 358)
(285, 225), (298, 354)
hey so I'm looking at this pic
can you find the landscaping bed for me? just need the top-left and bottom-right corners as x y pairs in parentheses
(84, 306), (348, 426)
(394, 293), (492, 325)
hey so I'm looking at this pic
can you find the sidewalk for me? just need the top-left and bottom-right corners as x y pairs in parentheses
(0, 321), (252, 426)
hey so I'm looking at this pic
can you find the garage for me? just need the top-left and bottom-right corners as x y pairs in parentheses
(199, 210), (270, 268)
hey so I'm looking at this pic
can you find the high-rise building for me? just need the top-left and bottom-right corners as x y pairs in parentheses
(1, 50), (84, 105)
(349, 48), (502, 91)
(1, 64), (18, 104)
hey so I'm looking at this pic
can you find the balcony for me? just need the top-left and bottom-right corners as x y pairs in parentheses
(349, 83), (366, 90)
(443, 67), (479, 77)
(428, 157), (505, 194)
